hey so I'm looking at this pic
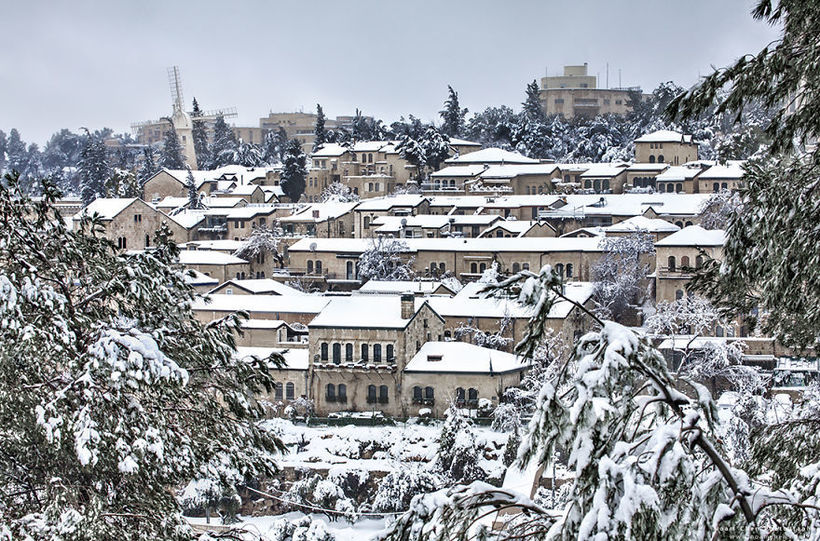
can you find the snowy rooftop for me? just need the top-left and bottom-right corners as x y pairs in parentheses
(183, 269), (219, 286)
(288, 236), (606, 254)
(211, 279), (306, 296)
(479, 220), (542, 237)
(549, 193), (712, 216)
(698, 161), (745, 180)
(75, 198), (138, 220)
(445, 147), (539, 165)
(240, 319), (288, 330)
(448, 138), (482, 147)
(192, 294), (330, 315)
(654, 225), (726, 247)
(371, 214), (501, 231)
(225, 205), (280, 219)
(579, 163), (629, 178)
(311, 143), (348, 157)
(478, 163), (559, 179)
(626, 163), (671, 173)
(181, 240), (246, 252)
(353, 194), (428, 211)
(167, 210), (206, 229)
(654, 165), (703, 182)
(178, 250), (248, 266)
(429, 165), (488, 178)
(605, 216), (681, 233)
(279, 202), (358, 222)
(357, 280), (453, 296)
(634, 130), (694, 144)
(308, 296), (438, 329)
(404, 342), (527, 374)
(438, 281), (595, 320)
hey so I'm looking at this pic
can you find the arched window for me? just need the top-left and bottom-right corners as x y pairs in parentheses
(424, 386), (434, 400)
(386, 344), (394, 362)
(649, 155), (656, 164)
(326, 383), (336, 401)
(667, 256), (676, 272)
(522, 263), (530, 271)
(657, 154), (665, 163)
(361, 343), (369, 362)
(315, 260), (322, 274)
(320, 343), (328, 361)
(713, 183), (720, 193)
(675, 289), (684, 300)
(721, 182), (728, 190)
(566, 263), (573, 278)
(332, 343), (341, 364)
(439, 262), (445, 273)
(470, 262), (477, 273)
(379, 385), (389, 403)
(496, 230), (503, 238)
(512, 263), (520, 273)
(373, 344), (382, 362)
(695, 255), (704, 268)
(681, 256), (690, 268)
(676, 183), (683, 193)
(368, 153), (373, 163)
(479, 263), (486, 272)
(603, 179), (610, 191)
(286, 382), (295, 399)
(675, 221), (683, 228)
(274, 382), (283, 400)
(413, 386), (422, 402)
(593, 179), (601, 192)
(584, 179), (592, 189)
(556, 263), (564, 277)
(338, 384), (347, 402)
(367, 385), (377, 403)
(468, 388), (478, 402)
(345, 343), (353, 362)
(456, 387), (465, 403)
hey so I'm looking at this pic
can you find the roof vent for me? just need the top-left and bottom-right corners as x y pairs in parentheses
(427, 355), (442, 363)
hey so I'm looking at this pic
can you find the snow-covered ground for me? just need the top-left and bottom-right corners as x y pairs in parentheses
(189, 512), (389, 540)
(263, 418), (509, 479)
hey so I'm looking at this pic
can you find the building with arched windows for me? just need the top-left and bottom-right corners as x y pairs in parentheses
(654, 225), (725, 303)
(634, 130), (698, 166)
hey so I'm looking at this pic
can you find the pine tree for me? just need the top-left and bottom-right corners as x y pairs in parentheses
(209, 114), (238, 169)
(5, 128), (28, 174)
(185, 166), (201, 209)
(0, 172), (284, 539)
(0, 129), (7, 173)
(279, 139), (307, 202)
(439, 85), (468, 137)
(138, 147), (157, 187)
(313, 103), (327, 152)
(191, 98), (210, 169)
(78, 131), (110, 206)
(522, 79), (546, 122)
(262, 128), (287, 164)
(159, 120), (185, 170)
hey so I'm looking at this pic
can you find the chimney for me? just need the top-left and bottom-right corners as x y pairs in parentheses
(400, 293), (415, 319)
(312, 210), (320, 219)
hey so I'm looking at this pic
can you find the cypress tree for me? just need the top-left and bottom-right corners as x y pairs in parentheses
(280, 138), (307, 202)
(209, 114), (238, 169)
(191, 98), (210, 169)
(78, 131), (110, 206)
(313, 103), (327, 151)
(440, 86), (468, 137)
(158, 120), (185, 170)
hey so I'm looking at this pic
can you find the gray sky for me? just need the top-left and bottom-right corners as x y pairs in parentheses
(0, 0), (780, 144)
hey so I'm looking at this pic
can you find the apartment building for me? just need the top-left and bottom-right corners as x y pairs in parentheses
(539, 63), (646, 119)
(634, 130), (698, 165)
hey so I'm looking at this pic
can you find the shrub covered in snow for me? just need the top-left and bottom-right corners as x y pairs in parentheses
(371, 466), (442, 513)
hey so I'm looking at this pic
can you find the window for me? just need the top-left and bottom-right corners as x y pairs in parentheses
(649, 155), (656, 164)
(332, 343), (341, 364)
(326, 383), (336, 402)
(286, 382), (295, 400)
(424, 386), (434, 401)
(479, 263), (486, 273)
(566, 263), (573, 278)
(456, 387), (465, 404)
(695, 255), (704, 268)
(667, 256), (676, 272)
(361, 343), (369, 362)
(413, 386), (423, 402)
(274, 382), (283, 400)
(512, 263), (520, 273)
(367, 384), (377, 403)
(117, 237), (127, 250)
(468, 388), (478, 404)
(386, 344), (394, 362)
(554, 98), (564, 104)
(364, 216), (370, 229)
(338, 384), (347, 402)
(713, 183), (720, 193)
(145, 235), (150, 248)
(379, 385), (389, 403)
(315, 261), (322, 274)
(676, 183), (683, 193)
(307, 260), (314, 274)
(471, 262), (477, 273)
(658, 155), (665, 163)
(345, 343), (353, 362)
(439, 262), (445, 273)
(373, 344), (382, 362)
(134, 214), (142, 223)
(681, 256), (690, 268)
(321, 343), (328, 361)
(556, 263), (564, 277)
(675, 289), (684, 300)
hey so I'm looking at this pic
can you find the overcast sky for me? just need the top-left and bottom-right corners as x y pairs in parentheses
(0, 0), (780, 144)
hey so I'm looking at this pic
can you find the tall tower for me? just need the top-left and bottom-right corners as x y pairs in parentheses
(168, 66), (197, 168)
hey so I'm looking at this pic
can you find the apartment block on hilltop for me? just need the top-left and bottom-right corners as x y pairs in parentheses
(540, 63), (649, 119)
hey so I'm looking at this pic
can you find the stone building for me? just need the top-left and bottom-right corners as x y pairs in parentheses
(72, 198), (188, 250)
(634, 130), (698, 165)
(539, 63), (646, 119)
(307, 295), (445, 417)
(654, 225), (725, 303)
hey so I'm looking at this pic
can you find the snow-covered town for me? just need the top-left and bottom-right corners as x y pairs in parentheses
(3, 1), (820, 540)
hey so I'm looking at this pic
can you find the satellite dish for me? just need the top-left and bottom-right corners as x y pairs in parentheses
(310, 242), (317, 252)
(400, 218), (407, 227)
